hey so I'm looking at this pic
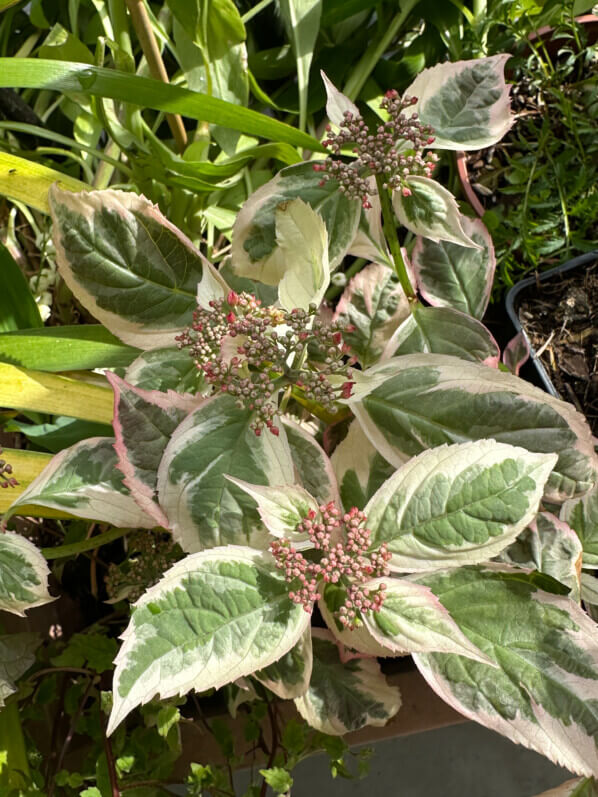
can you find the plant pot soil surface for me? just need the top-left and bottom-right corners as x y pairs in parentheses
(517, 259), (598, 434)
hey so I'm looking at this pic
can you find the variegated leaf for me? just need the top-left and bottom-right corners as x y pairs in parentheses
(4, 437), (154, 527)
(503, 332), (530, 376)
(275, 198), (330, 311)
(363, 440), (555, 571)
(125, 346), (204, 394)
(0, 533), (53, 616)
(498, 512), (582, 601)
(0, 633), (39, 707)
(225, 478), (318, 548)
(231, 162), (360, 285)
(393, 178), (479, 248)
(347, 190), (390, 264)
(254, 626), (313, 699)
(156, 395), (295, 552)
(333, 263), (409, 368)
(293, 628), (401, 735)
(411, 217), (496, 319)
(108, 546), (311, 734)
(405, 55), (513, 150)
(532, 779), (598, 797)
(330, 420), (395, 511)
(283, 419), (339, 506)
(561, 488), (598, 569)
(108, 374), (199, 527)
(48, 186), (225, 349)
(319, 583), (394, 657)
(383, 305), (499, 366)
(348, 354), (598, 503)
(320, 70), (359, 127)
(413, 565), (598, 777)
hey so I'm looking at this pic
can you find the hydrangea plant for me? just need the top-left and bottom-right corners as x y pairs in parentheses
(4, 55), (598, 778)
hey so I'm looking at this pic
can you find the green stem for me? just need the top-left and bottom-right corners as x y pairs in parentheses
(242, 0), (275, 24)
(375, 175), (416, 301)
(42, 527), (129, 560)
(342, 0), (418, 101)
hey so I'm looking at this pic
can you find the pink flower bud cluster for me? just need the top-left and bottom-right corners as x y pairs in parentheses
(176, 292), (355, 435)
(270, 503), (391, 630)
(0, 447), (17, 488)
(314, 90), (439, 207)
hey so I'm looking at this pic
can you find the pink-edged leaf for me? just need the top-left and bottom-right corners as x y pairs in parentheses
(393, 177), (481, 248)
(413, 565), (598, 777)
(334, 262), (409, 368)
(107, 373), (201, 528)
(503, 331), (530, 375)
(405, 54), (514, 151)
(411, 216), (496, 319)
(320, 70), (359, 127)
(383, 305), (500, 367)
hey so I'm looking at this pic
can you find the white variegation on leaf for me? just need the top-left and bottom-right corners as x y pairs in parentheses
(225, 478), (319, 549)
(319, 583), (395, 657)
(333, 263), (409, 368)
(108, 546), (311, 735)
(320, 70), (359, 127)
(196, 251), (229, 310)
(231, 162), (360, 286)
(293, 628), (401, 735)
(411, 217), (496, 319)
(0, 633), (39, 707)
(346, 354), (598, 502)
(283, 419), (340, 506)
(502, 332), (530, 376)
(532, 779), (598, 797)
(347, 187), (391, 265)
(275, 198), (330, 311)
(498, 512), (582, 601)
(156, 395), (295, 552)
(4, 438), (155, 528)
(125, 347), (204, 394)
(331, 420), (396, 512)
(363, 440), (555, 572)
(405, 55), (513, 150)
(0, 533), (53, 616)
(392, 177), (480, 248)
(561, 487), (598, 569)
(254, 626), (313, 699)
(413, 565), (598, 777)
(48, 186), (223, 349)
(383, 305), (500, 366)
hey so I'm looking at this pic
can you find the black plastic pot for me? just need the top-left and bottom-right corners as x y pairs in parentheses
(505, 250), (598, 397)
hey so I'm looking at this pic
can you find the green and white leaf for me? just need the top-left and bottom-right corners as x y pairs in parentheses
(157, 395), (295, 552)
(363, 440), (555, 572)
(320, 70), (359, 127)
(348, 354), (598, 503)
(283, 418), (340, 505)
(405, 54), (513, 150)
(333, 263), (409, 368)
(331, 420), (396, 511)
(392, 178), (480, 248)
(279, 0), (322, 131)
(0, 633), (39, 707)
(5, 437), (155, 527)
(225, 478), (319, 548)
(293, 629), (401, 735)
(413, 565), (598, 777)
(108, 546), (311, 734)
(561, 487), (598, 568)
(125, 347), (204, 394)
(532, 779), (598, 797)
(231, 162), (360, 285)
(319, 583), (393, 657)
(498, 512), (582, 601)
(49, 186), (223, 349)
(410, 217), (496, 319)
(383, 305), (500, 366)
(0, 533), (53, 616)
(275, 198), (330, 311)
(254, 626), (313, 699)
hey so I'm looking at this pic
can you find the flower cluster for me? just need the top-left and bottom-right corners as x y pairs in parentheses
(0, 447), (17, 489)
(314, 90), (439, 208)
(176, 291), (354, 435)
(270, 503), (391, 630)
(105, 531), (182, 603)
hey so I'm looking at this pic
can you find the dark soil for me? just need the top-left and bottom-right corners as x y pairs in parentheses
(517, 260), (598, 434)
